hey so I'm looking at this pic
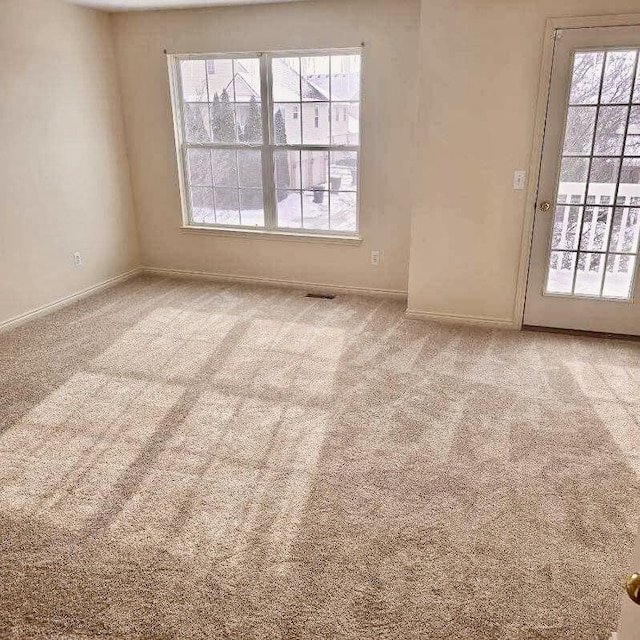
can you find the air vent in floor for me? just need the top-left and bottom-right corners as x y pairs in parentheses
(305, 293), (336, 300)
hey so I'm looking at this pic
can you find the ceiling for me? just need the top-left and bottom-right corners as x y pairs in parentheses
(67, 0), (302, 10)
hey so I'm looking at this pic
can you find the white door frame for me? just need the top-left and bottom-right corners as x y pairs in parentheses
(515, 12), (640, 329)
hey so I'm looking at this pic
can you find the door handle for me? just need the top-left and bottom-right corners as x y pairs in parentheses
(626, 573), (640, 604)
(538, 201), (552, 212)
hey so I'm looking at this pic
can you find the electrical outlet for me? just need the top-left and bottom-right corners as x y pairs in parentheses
(371, 250), (380, 266)
(513, 170), (527, 191)
(73, 252), (82, 268)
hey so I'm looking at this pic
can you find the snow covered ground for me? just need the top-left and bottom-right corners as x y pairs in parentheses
(275, 190), (356, 232)
(546, 260), (636, 298)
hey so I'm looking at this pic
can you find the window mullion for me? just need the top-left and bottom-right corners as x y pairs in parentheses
(260, 53), (277, 230)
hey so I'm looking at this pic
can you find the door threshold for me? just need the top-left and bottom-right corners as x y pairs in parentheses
(522, 325), (640, 342)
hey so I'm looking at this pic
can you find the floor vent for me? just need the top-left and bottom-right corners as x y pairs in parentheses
(305, 293), (336, 300)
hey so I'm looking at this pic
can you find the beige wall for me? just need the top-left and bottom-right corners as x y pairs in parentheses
(408, 0), (640, 324)
(0, 0), (139, 326)
(111, 0), (419, 294)
(7, 0), (639, 325)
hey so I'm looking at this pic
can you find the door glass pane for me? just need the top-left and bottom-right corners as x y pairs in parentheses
(603, 254), (636, 298)
(587, 157), (620, 201)
(546, 48), (640, 299)
(558, 157), (589, 202)
(569, 52), (605, 105)
(574, 252), (605, 295)
(625, 106), (640, 155)
(579, 206), (612, 251)
(593, 106), (628, 155)
(620, 158), (640, 199)
(551, 205), (581, 250)
(610, 207), (640, 254)
(601, 50), (637, 104)
(563, 106), (597, 155)
(634, 65), (640, 103)
(546, 251), (577, 294)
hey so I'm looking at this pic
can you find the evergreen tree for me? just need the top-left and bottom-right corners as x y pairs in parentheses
(210, 90), (238, 212)
(274, 108), (290, 202)
(237, 97), (264, 211)
(214, 88), (235, 143)
(274, 108), (287, 145)
(243, 96), (262, 144)
(210, 92), (220, 135)
(186, 104), (209, 143)
(238, 149), (263, 211)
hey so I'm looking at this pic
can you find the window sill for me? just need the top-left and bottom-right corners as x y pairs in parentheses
(180, 225), (363, 246)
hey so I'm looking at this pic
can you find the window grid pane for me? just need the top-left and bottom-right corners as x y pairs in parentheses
(547, 48), (640, 299)
(269, 53), (360, 234)
(175, 50), (360, 235)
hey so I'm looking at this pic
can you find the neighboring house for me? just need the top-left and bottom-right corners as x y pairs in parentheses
(181, 56), (359, 192)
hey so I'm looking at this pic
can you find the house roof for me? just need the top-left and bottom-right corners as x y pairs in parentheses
(306, 73), (360, 101)
(201, 58), (358, 103)
(271, 58), (328, 102)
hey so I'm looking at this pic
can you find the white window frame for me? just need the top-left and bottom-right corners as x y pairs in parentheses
(167, 48), (362, 239)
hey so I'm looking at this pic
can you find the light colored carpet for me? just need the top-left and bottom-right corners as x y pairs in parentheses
(0, 274), (639, 639)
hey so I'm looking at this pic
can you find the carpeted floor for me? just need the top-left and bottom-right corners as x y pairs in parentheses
(0, 274), (639, 639)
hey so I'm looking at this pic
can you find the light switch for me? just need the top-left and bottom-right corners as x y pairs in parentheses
(513, 170), (526, 191)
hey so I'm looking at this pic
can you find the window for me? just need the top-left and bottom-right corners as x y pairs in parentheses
(169, 49), (362, 235)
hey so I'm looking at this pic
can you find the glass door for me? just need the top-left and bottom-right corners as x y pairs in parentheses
(524, 26), (640, 334)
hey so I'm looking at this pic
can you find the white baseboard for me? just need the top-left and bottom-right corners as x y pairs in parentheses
(0, 268), (142, 334)
(141, 266), (409, 300)
(405, 308), (517, 329)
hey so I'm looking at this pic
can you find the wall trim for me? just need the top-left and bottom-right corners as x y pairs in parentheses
(514, 12), (640, 330)
(180, 225), (363, 246)
(0, 268), (142, 334)
(142, 267), (408, 300)
(405, 308), (517, 329)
